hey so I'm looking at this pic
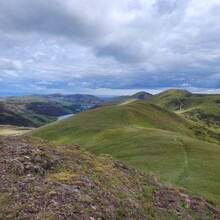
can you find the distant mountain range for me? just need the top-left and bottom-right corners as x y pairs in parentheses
(0, 91), (153, 127)
(1, 89), (220, 130)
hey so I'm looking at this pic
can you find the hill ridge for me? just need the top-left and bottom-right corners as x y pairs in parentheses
(145, 89), (220, 130)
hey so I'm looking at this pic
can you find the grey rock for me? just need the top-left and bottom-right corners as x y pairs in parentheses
(34, 165), (47, 174)
(16, 164), (25, 175)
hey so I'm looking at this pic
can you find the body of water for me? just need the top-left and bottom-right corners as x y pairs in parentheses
(57, 114), (74, 121)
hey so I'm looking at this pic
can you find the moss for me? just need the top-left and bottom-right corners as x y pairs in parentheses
(142, 186), (149, 199)
(37, 212), (56, 220)
(47, 171), (76, 183)
(80, 194), (93, 203)
(49, 163), (68, 173)
(143, 204), (157, 218)
(0, 193), (11, 204)
(64, 204), (82, 212)
(115, 208), (125, 220)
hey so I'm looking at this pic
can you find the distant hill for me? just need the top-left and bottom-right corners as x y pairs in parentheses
(45, 93), (102, 105)
(131, 91), (152, 99)
(30, 100), (220, 205)
(146, 89), (220, 131)
(2, 93), (102, 106)
(0, 94), (102, 127)
(0, 102), (37, 127)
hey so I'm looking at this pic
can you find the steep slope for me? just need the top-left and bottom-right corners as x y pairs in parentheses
(0, 101), (59, 127)
(30, 101), (220, 205)
(0, 93), (102, 127)
(0, 103), (35, 127)
(146, 89), (220, 130)
(1, 136), (219, 219)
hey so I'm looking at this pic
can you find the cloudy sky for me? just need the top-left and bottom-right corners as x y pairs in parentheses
(0, 0), (220, 96)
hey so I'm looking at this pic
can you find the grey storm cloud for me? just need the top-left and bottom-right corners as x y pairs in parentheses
(0, 0), (220, 94)
(0, 0), (104, 44)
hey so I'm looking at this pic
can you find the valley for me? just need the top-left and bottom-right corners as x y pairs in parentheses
(0, 93), (102, 127)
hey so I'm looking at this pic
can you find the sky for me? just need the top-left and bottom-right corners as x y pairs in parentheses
(0, 0), (220, 96)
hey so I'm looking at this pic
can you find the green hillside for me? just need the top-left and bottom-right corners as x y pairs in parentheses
(146, 89), (220, 131)
(30, 100), (220, 206)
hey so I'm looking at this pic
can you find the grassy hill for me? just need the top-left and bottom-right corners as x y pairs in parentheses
(30, 100), (220, 206)
(1, 136), (219, 219)
(146, 89), (220, 131)
(0, 94), (102, 127)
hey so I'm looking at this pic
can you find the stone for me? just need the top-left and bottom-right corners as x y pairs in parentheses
(16, 164), (25, 175)
(34, 165), (46, 174)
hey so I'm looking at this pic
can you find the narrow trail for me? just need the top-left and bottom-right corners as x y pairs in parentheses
(117, 99), (136, 106)
(175, 138), (188, 167)
(170, 138), (189, 182)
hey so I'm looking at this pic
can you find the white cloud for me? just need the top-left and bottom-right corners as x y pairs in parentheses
(35, 80), (54, 85)
(182, 83), (190, 87)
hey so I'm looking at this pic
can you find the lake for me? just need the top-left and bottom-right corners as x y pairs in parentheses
(57, 114), (74, 121)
